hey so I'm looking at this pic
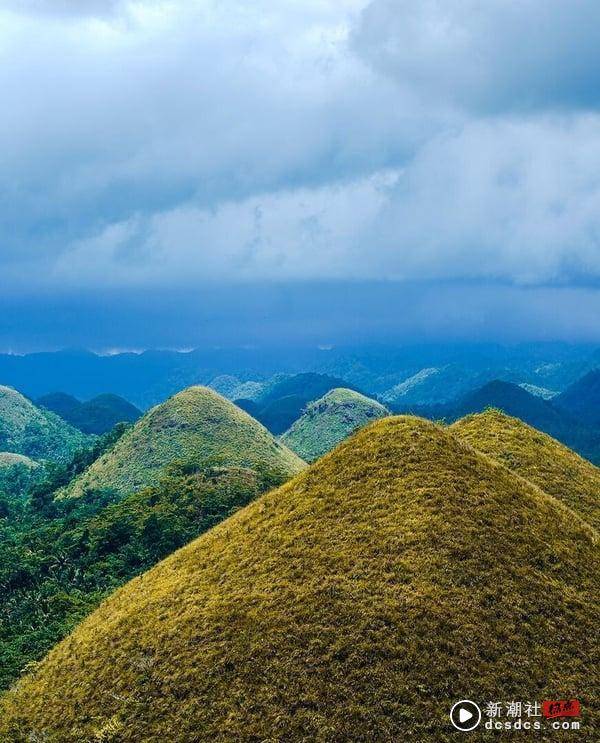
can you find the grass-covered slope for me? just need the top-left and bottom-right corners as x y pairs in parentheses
(3, 417), (598, 742)
(0, 462), (285, 692)
(281, 387), (389, 461)
(0, 386), (88, 463)
(451, 409), (600, 531)
(60, 386), (305, 499)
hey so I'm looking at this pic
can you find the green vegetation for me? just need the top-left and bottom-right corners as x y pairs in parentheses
(38, 392), (142, 434)
(0, 386), (89, 463)
(281, 387), (389, 461)
(2, 417), (597, 741)
(0, 457), (284, 692)
(242, 372), (363, 434)
(59, 386), (305, 500)
(451, 409), (600, 531)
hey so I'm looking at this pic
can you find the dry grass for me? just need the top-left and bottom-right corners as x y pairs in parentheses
(59, 386), (306, 499)
(2, 416), (598, 741)
(452, 409), (600, 531)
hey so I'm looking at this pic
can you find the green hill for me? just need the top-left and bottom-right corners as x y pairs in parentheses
(59, 386), (305, 500)
(248, 373), (363, 434)
(0, 386), (88, 463)
(451, 409), (600, 531)
(281, 388), (389, 461)
(38, 392), (142, 434)
(2, 417), (597, 741)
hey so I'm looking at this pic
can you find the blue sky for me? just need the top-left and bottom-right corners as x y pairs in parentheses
(2, 1), (600, 350)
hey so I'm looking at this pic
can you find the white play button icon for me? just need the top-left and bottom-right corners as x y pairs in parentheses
(459, 708), (473, 723)
(450, 700), (482, 731)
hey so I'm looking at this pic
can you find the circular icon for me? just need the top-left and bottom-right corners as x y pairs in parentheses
(450, 700), (482, 731)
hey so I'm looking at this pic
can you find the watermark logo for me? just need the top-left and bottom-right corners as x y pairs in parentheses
(542, 700), (581, 719)
(450, 699), (582, 733)
(450, 700), (482, 731)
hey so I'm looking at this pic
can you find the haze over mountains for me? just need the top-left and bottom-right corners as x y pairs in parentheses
(1, 342), (598, 409)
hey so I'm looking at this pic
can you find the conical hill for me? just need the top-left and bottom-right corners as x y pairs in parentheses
(1, 417), (598, 741)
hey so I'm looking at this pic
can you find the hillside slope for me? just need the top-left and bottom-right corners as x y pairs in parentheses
(451, 409), (600, 531)
(281, 388), (389, 461)
(60, 386), (305, 499)
(555, 369), (600, 427)
(2, 417), (598, 741)
(0, 386), (88, 463)
(0, 452), (39, 469)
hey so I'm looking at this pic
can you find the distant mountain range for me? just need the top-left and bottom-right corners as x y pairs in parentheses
(1, 342), (599, 408)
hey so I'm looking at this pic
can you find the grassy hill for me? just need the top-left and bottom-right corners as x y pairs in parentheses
(395, 380), (600, 464)
(281, 388), (389, 461)
(59, 386), (305, 500)
(2, 417), (598, 741)
(451, 409), (600, 531)
(555, 369), (600, 427)
(242, 373), (362, 434)
(0, 386), (88, 463)
(38, 392), (141, 434)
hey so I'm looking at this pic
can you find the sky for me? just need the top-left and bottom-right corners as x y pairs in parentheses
(2, 0), (600, 351)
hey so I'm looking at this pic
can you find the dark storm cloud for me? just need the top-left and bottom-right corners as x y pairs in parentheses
(1, 1), (600, 348)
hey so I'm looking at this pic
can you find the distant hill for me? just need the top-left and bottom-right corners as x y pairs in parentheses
(245, 373), (362, 434)
(36, 392), (81, 421)
(452, 410), (600, 531)
(394, 379), (600, 464)
(2, 416), (598, 741)
(59, 387), (305, 500)
(281, 388), (389, 461)
(518, 382), (557, 399)
(0, 386), (88, 463)
(38, 392), (142, 435)
(555, 369), (600, 427)
(208, 375), (264, 401)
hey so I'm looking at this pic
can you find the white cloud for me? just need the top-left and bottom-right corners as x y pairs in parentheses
(2, 0), (600, 294)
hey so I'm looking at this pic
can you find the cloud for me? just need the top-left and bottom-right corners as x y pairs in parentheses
(353, 0), (600, 113)
(3, 0), (126, 17)
(2, 0), (600, 324)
